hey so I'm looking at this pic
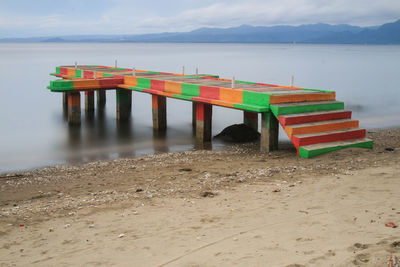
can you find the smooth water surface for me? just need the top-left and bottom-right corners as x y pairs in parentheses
(0, 43), (399, 172)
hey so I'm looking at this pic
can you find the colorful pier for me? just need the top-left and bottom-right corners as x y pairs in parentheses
(47, 65), (373, 158)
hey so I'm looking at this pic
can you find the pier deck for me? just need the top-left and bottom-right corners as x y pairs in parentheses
(47, 65), (373, 158)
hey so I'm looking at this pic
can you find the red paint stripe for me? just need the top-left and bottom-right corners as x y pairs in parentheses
(60, 67), (68, 75)
(151, 80), (165, 91)
(255, 82), (278, 87)
(98, 78), (124, 87)
(278, 111), (352, 126)
(291, 129), (366, 149)
(191, 97), (213, 104)
(82, 71), (94, 79)
(196, 103), (212, 121)
(199, 85), (220, 100)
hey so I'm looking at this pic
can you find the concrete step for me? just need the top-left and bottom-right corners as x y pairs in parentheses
(291, 128), (366, 149)
(284, 119), (359, 138)
(278, 110), (352, 126)
(270, 101), (344, 116)
(298, 138), (374, 158)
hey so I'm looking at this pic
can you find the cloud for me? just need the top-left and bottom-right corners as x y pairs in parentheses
(0, 0), (400, 37)
(135, 0), (400, 32)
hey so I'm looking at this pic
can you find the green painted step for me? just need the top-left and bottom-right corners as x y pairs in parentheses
(298, 138), (373, 158)
(270, 101), (344, 116)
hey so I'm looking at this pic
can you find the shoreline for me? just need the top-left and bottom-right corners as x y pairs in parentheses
(0, 128), (399, 266)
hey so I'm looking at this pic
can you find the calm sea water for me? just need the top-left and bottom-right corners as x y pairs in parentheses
(0, 43), (399, 173)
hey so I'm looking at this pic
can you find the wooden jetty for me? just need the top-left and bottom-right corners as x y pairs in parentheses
(47, 65), (373, 158)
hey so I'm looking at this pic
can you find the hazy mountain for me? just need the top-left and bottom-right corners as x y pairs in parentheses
(0, 19), (399, 44)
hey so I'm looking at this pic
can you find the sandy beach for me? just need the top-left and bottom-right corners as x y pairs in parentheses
(0, 128), (399, 266)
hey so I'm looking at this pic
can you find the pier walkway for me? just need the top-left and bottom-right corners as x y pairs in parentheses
(47, 65), (373, 158)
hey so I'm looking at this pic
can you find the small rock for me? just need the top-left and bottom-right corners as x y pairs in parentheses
(89, 224), (95, 228)
(385, 147), (394, 152)
(118, 234), (125, 238)
(273, 189), (281, 193)
(64, 224), (71, 228)
(201, 191), (216, 198)
(385, 222), (398, 228)
(49, 228), (54, 232)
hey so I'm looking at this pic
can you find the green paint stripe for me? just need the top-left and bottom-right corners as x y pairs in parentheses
(128, 86), (144, 92)
(48, 80), (74, 89)
(233, 103), (268, 112)
(173, 94), (192, 101)
(242, 91), (270, 107)
(137, 77), (151, 89)
(181, 83), (200, 97)
(102, 73), (114, 77)
(299, 140), (373, 158)
(302, 88), (334, 93)
(56, 67), (60, 74)
(76, 69), (83, 77)
(270, 102), (344, 116)
(236, 80), (256, 84)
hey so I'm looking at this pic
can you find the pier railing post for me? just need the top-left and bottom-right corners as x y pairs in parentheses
(152, 95), (167, 131)
(196, 103), (212, 142)
(261, 112), (279, 152)
(116, 89), (132, 121)
(67, 92), (81, 125)
(243, 111), (258, 131)
(96, 90), (106, 109)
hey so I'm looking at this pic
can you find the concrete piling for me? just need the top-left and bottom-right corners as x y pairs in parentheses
(85, 91), (95, 112)
(152, 95), (167, 131)
(96, 90), (106, 110)
(116, 89), (132, 121)
(260, 112), (279, 152)
(192, 102), (197, 130)
(243, 111), (258, 131)
(195, 103), (212, 142)
(67, 92), (81, 125)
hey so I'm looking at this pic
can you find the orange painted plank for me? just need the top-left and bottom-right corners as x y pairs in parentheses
(285, 120), (359, 138)
(73, 80), (100, 89)
(124, 76), (138, 86)
(67, 68), (76, 77)
(269, 92), (336, 104)
(164, 81), (182, 94)
(211, 99), (235, 108)
(219, 87), (243, 103)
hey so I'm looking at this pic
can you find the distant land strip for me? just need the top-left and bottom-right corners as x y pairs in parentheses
(1, 19), (399, 44)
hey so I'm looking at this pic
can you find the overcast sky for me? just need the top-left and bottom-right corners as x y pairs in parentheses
(1, 0), (400, 37)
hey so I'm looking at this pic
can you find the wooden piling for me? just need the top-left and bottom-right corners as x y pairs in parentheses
(116, 89), (132, 121)
(67, 92), (81, 125)
(260, 112), (279, 152)
(196, 103), (212, 142)
(243, 111), (258, 131)
(152, 95), (167, 131)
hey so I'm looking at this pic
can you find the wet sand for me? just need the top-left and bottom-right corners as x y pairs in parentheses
(0, 129), (399, 266)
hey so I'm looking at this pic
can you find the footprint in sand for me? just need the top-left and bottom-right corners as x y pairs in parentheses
(352, 253), (370, 264)
(308, 250), (336, 264)
(347, 242), (369, 252)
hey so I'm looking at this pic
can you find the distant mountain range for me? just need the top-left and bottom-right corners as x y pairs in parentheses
(1, 19), (400, 44)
